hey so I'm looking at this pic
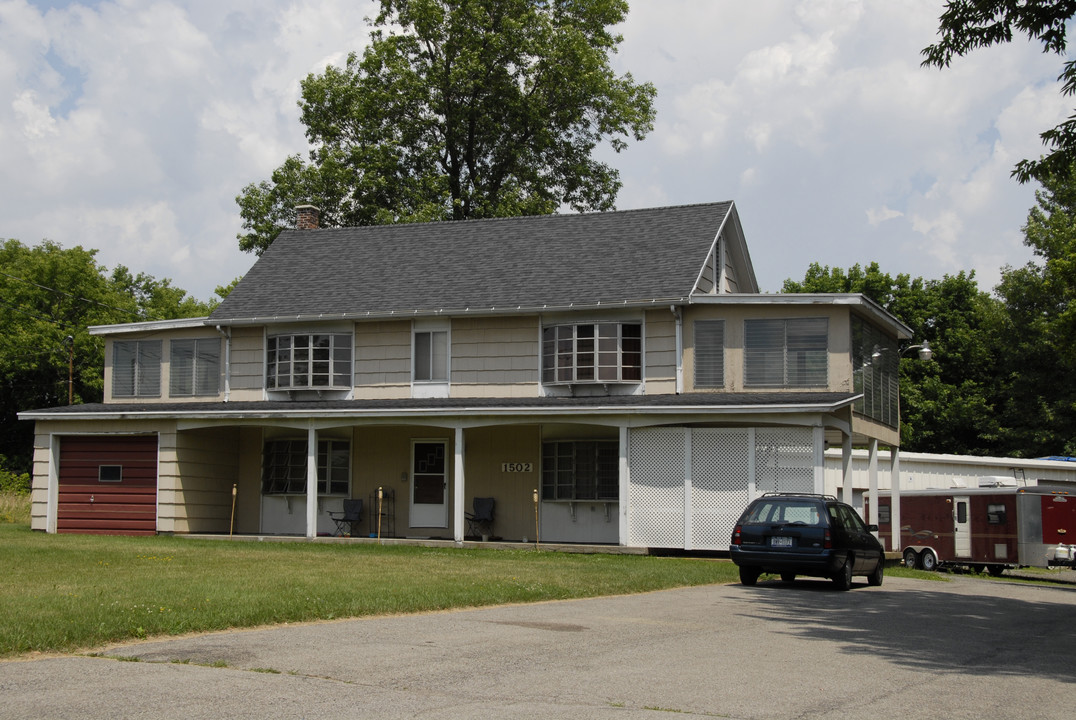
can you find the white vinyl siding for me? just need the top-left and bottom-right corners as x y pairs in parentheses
(694, 320), (725, 388)
(169, 338), (220, 397)
(112, 340), (162, 398)
(744, 318), (828, 387)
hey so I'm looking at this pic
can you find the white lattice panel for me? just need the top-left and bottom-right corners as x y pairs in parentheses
(690, 429), (751, 550)
(628, 428), (685, 547)
(755, 428), (814, 494)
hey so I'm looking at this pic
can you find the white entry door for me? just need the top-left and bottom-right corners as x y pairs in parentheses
(953, 496), (971, 557)
(410, 440), (448, 528)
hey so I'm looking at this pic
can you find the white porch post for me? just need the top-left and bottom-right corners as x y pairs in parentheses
(890, 447), (902, 552)
(841, 433), (853, 505)
(618, 425), (629, 546)
(812, 426), (825, 495)
(867, 438), (879, 528)
(306, 425), (317, 539)
(46, 433), (60, 534)
(453, 426), (465, 543)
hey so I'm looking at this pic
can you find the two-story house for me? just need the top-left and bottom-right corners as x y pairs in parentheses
(21, 202), (911, 549)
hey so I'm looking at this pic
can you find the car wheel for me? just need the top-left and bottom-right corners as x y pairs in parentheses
(902, 548), (919, 569)
(739, 566), (761, 586)
(867, 558), (884, 587)
(780, 573), (796, 583)
(987, 564), (1005, 577)
(832, 558), (853, 591)
(920, 549), (938, 572)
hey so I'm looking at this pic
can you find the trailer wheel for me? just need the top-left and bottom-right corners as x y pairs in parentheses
(920, 549), (938, 572)
(987, 565), (1005, 577)
(903, 548), (919, 569)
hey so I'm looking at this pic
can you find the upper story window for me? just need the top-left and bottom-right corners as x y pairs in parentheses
(267, 333), (352, 390)
(170, 338), (220, 397)
(113, 340), (161, 398)
(414, 330), (448, 382)
(541, 322), (641, 384)
(694, 319), (725, 389)
(744, 318), (828, 388)
(851, 316), (898, 427)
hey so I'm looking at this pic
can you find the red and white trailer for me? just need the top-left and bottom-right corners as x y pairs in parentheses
(868, 485), (1076, 575)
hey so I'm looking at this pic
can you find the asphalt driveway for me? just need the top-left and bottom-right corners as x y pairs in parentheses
(1, 574), (1074, 719)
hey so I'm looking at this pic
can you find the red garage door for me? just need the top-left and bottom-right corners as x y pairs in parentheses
(58, 435), (158, 535)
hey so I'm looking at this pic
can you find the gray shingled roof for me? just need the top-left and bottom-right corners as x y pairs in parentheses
(210, 202), (733, 323)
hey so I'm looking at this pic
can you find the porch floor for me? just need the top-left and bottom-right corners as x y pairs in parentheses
(180, 534), (650, 555)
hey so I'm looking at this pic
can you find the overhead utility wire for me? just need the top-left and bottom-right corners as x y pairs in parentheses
(0, 267), (142, 316)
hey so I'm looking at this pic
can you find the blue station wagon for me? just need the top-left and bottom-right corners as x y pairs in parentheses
(729, 493), (885, 590)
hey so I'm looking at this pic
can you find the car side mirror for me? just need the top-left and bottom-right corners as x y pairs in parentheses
(868, 524), (879, 532)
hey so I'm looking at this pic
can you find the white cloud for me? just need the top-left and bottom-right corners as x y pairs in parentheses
(0, 0), (1070, 301)
(866, 206), (903, 226)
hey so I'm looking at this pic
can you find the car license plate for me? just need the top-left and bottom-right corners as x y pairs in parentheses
(770, 536), (793, 547)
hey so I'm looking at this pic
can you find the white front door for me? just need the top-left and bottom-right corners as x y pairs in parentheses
(410, 440), (448, 528)
(953, 496), (971, 557)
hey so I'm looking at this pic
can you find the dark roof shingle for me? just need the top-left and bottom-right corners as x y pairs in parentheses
(211, 202), (733, 322)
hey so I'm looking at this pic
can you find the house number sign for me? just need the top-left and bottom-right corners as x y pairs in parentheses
(501, 462), (533, 473)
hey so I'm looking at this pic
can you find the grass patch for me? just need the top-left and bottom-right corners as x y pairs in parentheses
(0, 491), (31, 525)
(0, 523), (736, 658)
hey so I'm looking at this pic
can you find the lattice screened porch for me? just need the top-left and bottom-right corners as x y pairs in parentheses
(626, 426), (818, 550)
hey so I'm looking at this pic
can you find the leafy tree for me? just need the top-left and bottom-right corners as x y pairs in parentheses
(236, 0), (657, 253)
(922, 0), (1076, 183)
(994, 164), (1076, 455)
(0, 240), (213, 474)
(784, 263), (1005, 454)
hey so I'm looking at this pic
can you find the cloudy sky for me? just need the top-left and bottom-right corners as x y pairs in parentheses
(2, 0), (1071, 301)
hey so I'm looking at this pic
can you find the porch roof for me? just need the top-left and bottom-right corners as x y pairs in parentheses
(20, 392), (858, 421)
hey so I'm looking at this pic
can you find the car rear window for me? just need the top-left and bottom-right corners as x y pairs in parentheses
(744, 500), (823, 526)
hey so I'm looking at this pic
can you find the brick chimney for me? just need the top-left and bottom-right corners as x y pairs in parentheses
(295, 204), (320, 230)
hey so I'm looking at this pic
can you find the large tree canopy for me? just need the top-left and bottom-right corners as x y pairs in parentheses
(994, 163), (1076, 455)
(236, 0), (657, 254)
(922, 0), (1076, 183)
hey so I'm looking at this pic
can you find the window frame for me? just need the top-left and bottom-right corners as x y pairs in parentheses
(261, 438), (351, 496)
(266, 333), (352, 391)
(112, 339), (162, 398)
(693, 319), (725, 389)
(541, 322), (642, 385)
(540, 440), (619, 502)
(169, 337), (221, 397)
(413, 329), (449, 382)
(744, 317), (828, 388)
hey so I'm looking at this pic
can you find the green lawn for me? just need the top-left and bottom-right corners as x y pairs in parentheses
(0, 522), (737, 658)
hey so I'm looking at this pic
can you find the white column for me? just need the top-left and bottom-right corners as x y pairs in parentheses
(453, 426), (465, 543)
(812, 426), (825, 495)
(46, 433), (60, 534)
(841, 433), (853, 505)
(306, 425), (317, 539)
(867, 438), (879, 528)
(618, 425), (629, 546)
(683, 428), (693, 551)
(890, 447), (902, 552)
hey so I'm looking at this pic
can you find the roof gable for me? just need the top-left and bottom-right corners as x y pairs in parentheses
(211, 202), (755, 323)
